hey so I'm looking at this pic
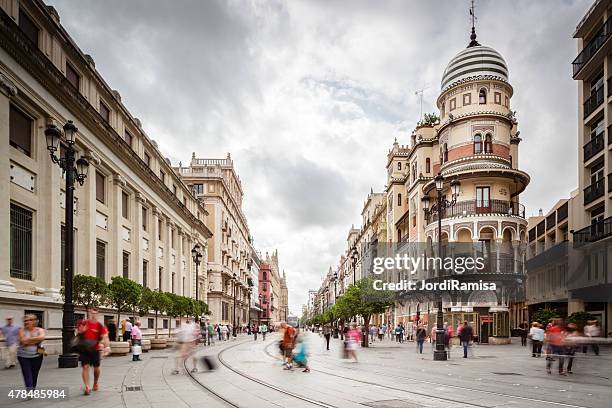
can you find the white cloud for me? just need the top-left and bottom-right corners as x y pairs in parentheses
(49, 0), (589, 314)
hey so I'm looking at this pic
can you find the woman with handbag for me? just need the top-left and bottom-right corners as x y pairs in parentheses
(17, 314), (46, 391)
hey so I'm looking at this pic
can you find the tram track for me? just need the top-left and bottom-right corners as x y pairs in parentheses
(263, 338), (593, 408)
(184, 336), (336, 408)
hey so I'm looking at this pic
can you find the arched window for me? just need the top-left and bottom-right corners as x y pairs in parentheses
(474, 135), (483, 154)
(397, 193), (402, 206)
(479, 88), (487, 104)
(397, 161), (401, 170)
(484, 134), (493, 153)
(443, 143), (448, 162)
(263, 271), (267, 282)
(425, 158), (431, 173)
(509, 155), (513, 167)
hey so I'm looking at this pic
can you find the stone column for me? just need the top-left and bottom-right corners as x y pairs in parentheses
(80, 149), (100, 279)
(0, 74), (17, 292)
(512, 240), (520, 275)
(133, 193), (144, 285)
(164, 219), (172, 293)
(111, 174), (125, 279)
(176, 227), (183, 295)
(495, 238), (502, 273)
(151, 206), (160, 289)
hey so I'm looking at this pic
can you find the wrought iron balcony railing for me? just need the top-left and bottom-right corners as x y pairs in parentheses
(573, 216), (612, 248)
(583, 85), (604, 118)
(583, 178), (605, 205)
(428, 200), (525, 223)
(584, 131), (604, 161)
(573, 17), (612, 77)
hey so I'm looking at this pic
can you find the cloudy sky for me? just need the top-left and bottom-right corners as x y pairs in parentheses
(50, 0), (589, 314)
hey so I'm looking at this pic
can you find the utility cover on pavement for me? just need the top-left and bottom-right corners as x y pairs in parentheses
(363, 400), (425, 408)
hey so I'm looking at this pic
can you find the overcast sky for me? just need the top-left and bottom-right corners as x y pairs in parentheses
(49, 0), (589, 314)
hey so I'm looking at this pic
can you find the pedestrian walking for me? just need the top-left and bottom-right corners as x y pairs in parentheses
(221, 324), (228, 341)
(130, 321), (142, 361)
(323, 325), (331, 350)
(519, 321), (529, 347)
(378, 325), (385, 342)
(293, 332), (310, 373)
(17, 314), (45, 392)
(346, 324), (360, 362)
(416, 324), (427, 354)
(583, 320), (601, 355)
(261, 323), (268, 340)
(173, 319), (200, 374)
(123, 319), (132, 343)
(459, 321), (473, 358)
(281, 322), (296, 370)
(545, 318), (567, 375)
(1, 316), (19, 368)
(395, 324), (404, 343)
(529, 322), (544, 357)
(107, 319), (117, 342)
(207, 322), (215, 345)
(565, 323), (580, 374)
(76, 308), (110, 395)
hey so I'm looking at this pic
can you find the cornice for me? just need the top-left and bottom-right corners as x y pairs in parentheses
(0, 9), (211, 239)
(438, 110), (514, 134)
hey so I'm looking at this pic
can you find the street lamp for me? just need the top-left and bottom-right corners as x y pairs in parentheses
(191, 244), (203, 301)
(350, 247), (358, 285)
(332, 271), (338, 302)
(422, 173), (460, 361)
(247, 286), (253, 328)
(45, 120), (89, 368)
(258, 293), (263, 325)
(231, 272), (237, 337)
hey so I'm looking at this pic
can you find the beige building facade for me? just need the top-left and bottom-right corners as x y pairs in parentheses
(176, 154), (255, 326)
(0, 0), (212, 348)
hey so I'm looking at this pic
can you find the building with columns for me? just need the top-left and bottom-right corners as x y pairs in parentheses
(0, 0), (212, 347)
(175, 153), (256, 326)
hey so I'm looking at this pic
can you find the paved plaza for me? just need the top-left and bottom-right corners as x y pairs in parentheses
(0, 332), (610, 408)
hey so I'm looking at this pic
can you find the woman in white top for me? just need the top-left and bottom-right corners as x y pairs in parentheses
(529, 322), (544, 357)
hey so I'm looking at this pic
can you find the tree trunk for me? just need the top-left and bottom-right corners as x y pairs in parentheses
(155, 310), (159, 339)
(169, 316), (172, 338)
(363, 315), (371, 348)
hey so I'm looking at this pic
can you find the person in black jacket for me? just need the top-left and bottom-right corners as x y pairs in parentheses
(459, 321), (473, 358)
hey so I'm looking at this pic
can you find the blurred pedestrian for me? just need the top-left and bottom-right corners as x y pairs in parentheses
(173, 319), (200, 374)
(416, 324), (427, 354)
(565, 323), (580, 374)
(583, 320), (600, 355)
(123, 319), (132, 343)
(459, 321), (473, 358)
(323, 325), (331, 350)
(519, 321), (529, 347)
(1, 316), (19, 368)
(293, 333), (310, 373)
(131, 321), (142, 361)
(261, 323), (268, 340)
(281, 322), (296, 370)
(346, 324), (360, 362)
(529, 322), (544, 357)
(17, 314), (45, 391)
(77, 308), (110, 395)
(107, 319), (117, 342)
(378, 325), (385, 341)
(545, 318), (567, 375)
(253, 324), (259, 341)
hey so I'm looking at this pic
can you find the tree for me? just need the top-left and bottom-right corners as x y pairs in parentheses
(417, 112), (439, 127)
(532, 308), (561, 327)
(107, 276), (142, 328)
(568, 311), (596, 330)
(166, 293), (187, 338)
(62, 274), (108, 311)
(140, 288), (170, 339)
(350, 278), (395, 347)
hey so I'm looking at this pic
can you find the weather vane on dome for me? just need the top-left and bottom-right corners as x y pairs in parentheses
(468, 0), (480, 48)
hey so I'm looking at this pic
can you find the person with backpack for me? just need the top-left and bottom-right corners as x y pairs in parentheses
(76, 308), (110, 395)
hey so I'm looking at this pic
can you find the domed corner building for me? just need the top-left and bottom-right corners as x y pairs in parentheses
(393, 28), (531, 344)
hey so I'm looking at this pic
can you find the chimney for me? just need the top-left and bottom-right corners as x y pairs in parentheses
(538, 208), (543, 216)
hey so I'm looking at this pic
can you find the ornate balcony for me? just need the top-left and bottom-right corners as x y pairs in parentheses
(584, 178), (605, 205)
(584, 131), (604, 162)
(428, 199), (525, 223)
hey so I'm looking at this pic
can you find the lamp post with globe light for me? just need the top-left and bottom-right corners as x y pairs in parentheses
(45, 120), (89, 368)
(421, 174), (460, 361)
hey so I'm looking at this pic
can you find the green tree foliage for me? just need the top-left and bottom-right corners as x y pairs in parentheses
(532, 308), (561, 326)
(107, 276), (142, 326)
(165, 293), (190, 337)
(568, 311), (596, 330)
(349, 278), (394, 347)
(417, 112), (439, 127)
(62, 274), (108, 310)
(140, 288), (170, 338)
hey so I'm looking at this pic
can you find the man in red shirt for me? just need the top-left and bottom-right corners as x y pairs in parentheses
(545, 318), (567, 375)
(281, 322), (296, 369)
(77, 308), (110, 394)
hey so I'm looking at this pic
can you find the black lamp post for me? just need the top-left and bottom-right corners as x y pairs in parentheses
(258, 293), (263, 325)
(351, 247), (358, 285)
(45, 121), (89, 368)
(231, 272), (237, 337)
(421, 174), (460, 361)
(247, 286), (253, 327)
(191, 244), (203, 302)
(333, 271), (338, 302)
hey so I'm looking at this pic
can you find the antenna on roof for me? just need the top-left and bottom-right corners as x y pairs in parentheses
(414, 86), (429, 120)
(468, 0), (480, 47)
